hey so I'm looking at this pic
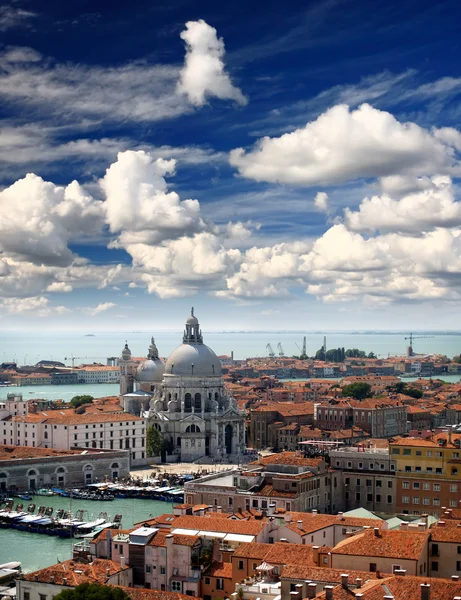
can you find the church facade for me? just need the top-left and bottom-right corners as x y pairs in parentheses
(119, 310), (245, 463)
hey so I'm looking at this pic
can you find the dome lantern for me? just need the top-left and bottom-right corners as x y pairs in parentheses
(183, 307), (203, 344)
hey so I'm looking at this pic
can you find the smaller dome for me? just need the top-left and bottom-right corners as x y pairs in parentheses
(121, 342), (131, 360)
(136, 358), (164, 383)
(186, 315), (199, 326)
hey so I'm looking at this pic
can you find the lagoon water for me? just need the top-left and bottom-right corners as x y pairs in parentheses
(0, 495), (172, 572)
(2, 330), (461, 365)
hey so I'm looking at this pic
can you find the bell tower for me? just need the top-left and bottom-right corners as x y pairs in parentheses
(119, 341), (135, 396)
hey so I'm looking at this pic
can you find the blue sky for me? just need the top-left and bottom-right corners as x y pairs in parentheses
(1, 0), (461, 332)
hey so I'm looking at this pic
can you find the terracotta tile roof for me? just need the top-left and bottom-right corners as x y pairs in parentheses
(233, 543), (271, 560)
(119, 586), (200, 600)
(172, 515), (267, 535)
(282, 564), (377, 583)
(253, 484), (298, 498)
(204, 561), (233, 578)
(172, 534), (200, 547)
(22, 559), (126, 586)
(0, 444), (83, 461)
(251, 452), (323, 468)
(332, 529), (429, 561)
(263, 542), (319, 567)
(316, 575), (461, 600)
(281, 512), (383, 536)
(430, 526), (461, 542)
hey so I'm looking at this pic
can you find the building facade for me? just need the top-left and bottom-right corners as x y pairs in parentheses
(121, 310), (246, 463)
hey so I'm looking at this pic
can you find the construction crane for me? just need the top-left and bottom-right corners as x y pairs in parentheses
(64, 356), (104, 368)
(266, 343), (275, 358)
(277, 342), (285, 357)
(295, 336), (308, 359)
(404, 333), (434, 357)
(301, 336), (307, 360)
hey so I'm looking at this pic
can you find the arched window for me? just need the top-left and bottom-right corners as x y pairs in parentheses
(111, 463), (119, 469)
(56, 467), (66, 473)
(214, 392), (219, 401)
(185, 393), (192, 413)
(185, 424), (201, 433)
(27, 469), (37, 476)
(153, 423), (162, 432)
(194, 393), (201, 411)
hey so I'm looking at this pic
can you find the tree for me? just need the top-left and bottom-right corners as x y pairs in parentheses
(342, 382), (372, 400)
(53, 583), (129, 600)
(146, 425), (164, 457)
(405, 387), (423, 399)
(70, 395), (94, 408)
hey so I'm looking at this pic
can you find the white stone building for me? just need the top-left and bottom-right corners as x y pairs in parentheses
(120, 309), (246, 462)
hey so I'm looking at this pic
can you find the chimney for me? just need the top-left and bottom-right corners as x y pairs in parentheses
(312, 509), (318, 516)
(338, 512), (344, 521)
(438, 521), (446, 527)
(374, 527), (380, 536)
(217, 506), (222, 513)
(325, 585), (334, 600)
(306, 582), (317, 598)
(452, 575), (460, 581)
(284, 513), (292, 523)
(341, 574), (349, 588)
(297, 520), (303, 530)
(354, 595), (363, 599)
(268, 503), (276, 516)
(312, 546), (320, 566)
(383, 596), (395, 600)
(355, 578), (362, 588)
(280, 538), (288, 543)
(420, 583), (430, 600)
(120, 556), (127, 569)
(394, 569), (406, 576)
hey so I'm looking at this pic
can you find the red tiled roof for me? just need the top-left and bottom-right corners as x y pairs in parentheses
(172, 515), (267, 535)
(204, 561), (233, 578)
(23, 559), (126, 586)
(332, 529), (429, 561)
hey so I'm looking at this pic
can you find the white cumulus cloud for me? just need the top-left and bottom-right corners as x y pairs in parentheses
(344, 176), (461, 234)
(314, 192), (329, 212)
(230, 103), (460, 186)
(84, 302), (117, 316)
(177, 19), (247, 107)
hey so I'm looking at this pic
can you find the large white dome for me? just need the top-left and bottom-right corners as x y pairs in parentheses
(136, 358), (165, 382)
(164, 343), (222, 377)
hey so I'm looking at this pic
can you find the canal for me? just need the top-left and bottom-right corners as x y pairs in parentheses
(0, 494), (173, 572)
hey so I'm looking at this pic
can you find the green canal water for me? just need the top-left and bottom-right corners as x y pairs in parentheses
(0, 495), (172, 572)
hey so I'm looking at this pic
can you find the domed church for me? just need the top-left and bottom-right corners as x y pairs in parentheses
(119, 309), (245, 462)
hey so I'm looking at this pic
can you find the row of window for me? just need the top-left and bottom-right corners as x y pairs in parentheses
(344, 478), (393, 488)
(401, 496), (455, 506)
(338, 461), (394, 471)
(402, 481), (457, 492)
(403, 465), (457, 475)
(345, 492), (393, 503)
(393, 448), (460, 457)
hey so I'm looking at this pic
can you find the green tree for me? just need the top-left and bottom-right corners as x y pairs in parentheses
(146, 425), (164, 457)
(315, 348), (326, 361)
(53, 583), (129, 600)
(342, 382), (372, 400)
(405, 387), (423, 399)
(70, 395), (94, 408)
